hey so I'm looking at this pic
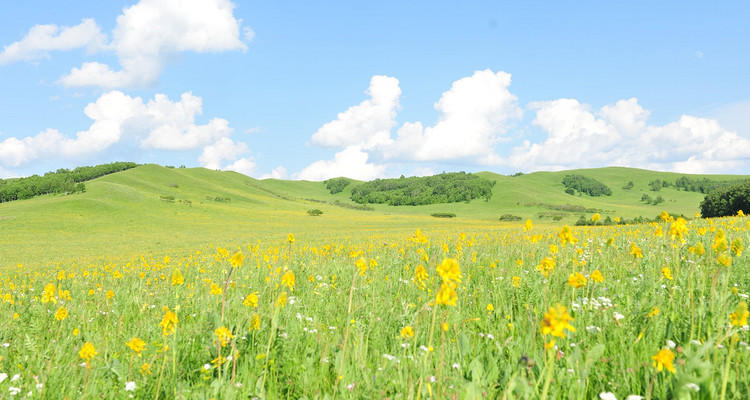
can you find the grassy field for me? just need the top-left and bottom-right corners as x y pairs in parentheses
(0, 165), (749, 399)
(1, 164), (747, 268)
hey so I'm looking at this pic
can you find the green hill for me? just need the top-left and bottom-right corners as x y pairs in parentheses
(1, 164), (747, 267)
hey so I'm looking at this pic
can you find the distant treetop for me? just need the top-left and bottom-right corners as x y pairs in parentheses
(348, 172), (495, 206)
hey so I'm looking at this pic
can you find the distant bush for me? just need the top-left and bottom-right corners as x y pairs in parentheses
(350, 172), (495, 206)
(562, 175), (612, 196)
(499, 214), (522, 221)
(565, 188), (575, 195)
(207, 196), (231, 203)
(622, 181), (634, 190)
(700, 180), (750, 218)
(307, 209), (323, 216)
(431, 213), (456, 218)
(510, 172), (524, 177)
(324, 177), (352, 194)
(160, 195), (175, 203)
(330, 200), (374, 211)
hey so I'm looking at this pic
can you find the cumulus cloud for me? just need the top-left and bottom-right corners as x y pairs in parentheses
(225, 157), (257, 176)
(58, 0), (248, 88)
(0, 18), (107, 65)
(296, 146), (386, 181)
(198, 137), (248, 170)
(0, 91), (236, 168)
(259, 166), (288, 180)
(310, 75), (400, 150)
(385, 69), (522, 163)
(505, 97), (750, 173)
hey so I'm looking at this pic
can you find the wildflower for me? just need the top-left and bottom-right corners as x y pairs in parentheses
(281, 270), (295, 291)
(210, 283), (223, 295)
(629, 242), (643, 258)
(79, 342), (98, 364)
(524, 219), (533, 231)
(287, 234), (295, 244)
(590, 270), (604, 283)
(276, 291), (288, 308)
(536, 257), (555, 278)
(243, 292), (259, 308)
(230, 251), (244, 268)
(731, 238), (743, 257)
(414, 265), (428, 288)
(54, 306), (68, 321)
(140, 362), (151, 375)
(567, 272), (587, 289)
(212, 355), (227, 368)
(713, 230), (728, 253)
(355, 258), (367, 276)
(512, 276), (521, 288)
(652, 348), (676, 373)
(435, 282), (458, 306)
(716, 253), (732, 268)
(659, 211), (672, 222)
(549, 244), (559, 254)
(661, 267), (673, 280)
(436, 258), (461, 283)
(73, 328), (80, 336)
(126, 337), (145, 355)
(669, 218), (687, 241)
(214, 326), (234, 347)
(106, 290), (114, 300)
(739, 210), (745, 217)
(41, 284), (57, 304)
(689, 242), (705, 256)
(647, 307), (660, 318)
(541, 304), (576, 338)
(486, 303), (494, 313)
(400, 326), (414, 340)
(599, 393), (617, 400)
(171, 269), (184, 286)
(250, 314), (260, 331)
(125, 381), (136, 392)
(159, 309), (178, 336)
(558, 226), (578, 246)
(730, 302), (749, 327)
(591, 213), (601, 223)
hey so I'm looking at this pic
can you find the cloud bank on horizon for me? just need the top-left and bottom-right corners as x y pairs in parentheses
(1, 1), (749, 180)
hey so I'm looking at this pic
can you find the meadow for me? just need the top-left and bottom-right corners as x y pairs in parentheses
(0, 166), (749, 399)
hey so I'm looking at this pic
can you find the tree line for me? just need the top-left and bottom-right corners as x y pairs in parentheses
(348, 172), (495, 206)
(562, 175), (612, 196)
(0, 162), (138, 203)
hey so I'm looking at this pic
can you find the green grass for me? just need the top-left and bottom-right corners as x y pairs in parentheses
(1, 164), (749, 268)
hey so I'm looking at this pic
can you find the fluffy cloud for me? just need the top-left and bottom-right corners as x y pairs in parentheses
(0, 91), (237, 168)
(505, 97), (750, 173)
(198, 137), (248, 170)
(259, 166), (288, 180)
(0, 18), (106, 65)
(385, 69), (522, 163)
(296, 146), (386, 181)
(58, 0), (248, 88)
(225, 157), (257, 176)
(310, 75), (400, 150)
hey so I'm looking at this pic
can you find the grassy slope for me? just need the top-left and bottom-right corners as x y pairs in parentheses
(1, 164), (747, 267)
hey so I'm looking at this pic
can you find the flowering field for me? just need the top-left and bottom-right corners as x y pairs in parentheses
(0, 213), (748, 399)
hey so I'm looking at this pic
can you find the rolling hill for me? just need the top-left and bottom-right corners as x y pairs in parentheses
(0, 164), (747, 267)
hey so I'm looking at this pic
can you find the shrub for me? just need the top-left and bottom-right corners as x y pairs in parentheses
(562, 175), (612, 196)
(307, 209), (323, 216)
(499, 214), (522, 221)
(430, 213), (456, 218)
(700, 180), (750, 218)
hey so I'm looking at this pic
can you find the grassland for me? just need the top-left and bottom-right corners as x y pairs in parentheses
(1, 164), (747, 268)
(1, 165), (749, 398)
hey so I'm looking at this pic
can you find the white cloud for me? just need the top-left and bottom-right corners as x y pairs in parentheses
(505, 97), (750, 173)
(0, 18), (107, 65)
(198, 137), (248, 170)
(140, 93), (232, 150)
(58, 0), (247, 88)
(0, 91), (235, 168)
(225, 157), (257, 176)
(385, 69), (522, 163)
(259, 166), (288, 180)
(296, 146), (386, 181)
(310, 75), (400, 150)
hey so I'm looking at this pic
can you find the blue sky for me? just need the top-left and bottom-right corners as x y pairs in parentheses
(2, 1), (750, 180)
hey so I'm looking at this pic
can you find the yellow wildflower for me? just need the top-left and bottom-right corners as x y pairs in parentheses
(630, 242), (643, 258)
(661, 267), (673, 280)
(140, 362), (151, 375)
(281, 270), (295, 291)
(172, 269), (184, 286)
(486, 303), (494, 313)
(436, 258), (461, 283)
(647, 307), (660, 318)
(230, 251), (244, 268)
(287, 234), (295, 244)
(275, 291), (288, 308)
(567, 272), (587, 288)
(717, 253), (732, 267)
(214, 326), (234, 347)
(210, 283), (223, 295)
(731, 238), (743, 257)
(159, 309), (178, 336)
(512, 276), (521, 288)
(126, 337), (146, 355)
(79, 342), (98, 364)
(54, 306), (68, 321)
(590, 269), (604, 283)
(523, 219), (533, 231)
(652, 348), (676, 373)
(558, 226), (578, 246)
(400, 325), (415, 339)
(540, 304), (575, 338)
(435, 282), (458, 306)
(355, 258), (367, 276)
(536, 257), (556, 277)
(730, 302), (749, 327)
(250, 314), (260, 331)
(243, 292), (259, 308)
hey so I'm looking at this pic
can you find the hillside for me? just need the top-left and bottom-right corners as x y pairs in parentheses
(1, 164), (747, 267)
